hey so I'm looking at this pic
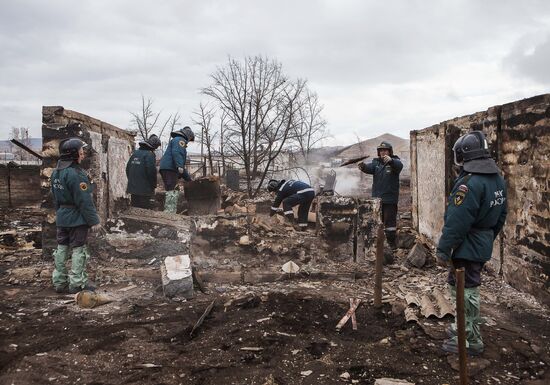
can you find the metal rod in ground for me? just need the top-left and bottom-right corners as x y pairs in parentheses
(374, 224), (384, 308)
(456, 267), (469, 385)
(190, 299), (216, 338)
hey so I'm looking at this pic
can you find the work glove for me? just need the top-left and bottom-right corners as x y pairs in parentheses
(436, 252), (452, 268)
(177, 167), (184, 175)
(90, 223), (102, 234)
(382, 155), (392, 164)
(357, 162), (367, 172)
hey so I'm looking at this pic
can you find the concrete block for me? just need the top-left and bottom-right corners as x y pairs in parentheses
(161, 255), (193, 298)
(406, 242), (430, 268)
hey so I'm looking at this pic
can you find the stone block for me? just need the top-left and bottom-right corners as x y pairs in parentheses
(161, 255), (193, 298)
(406, 242), (430, 268)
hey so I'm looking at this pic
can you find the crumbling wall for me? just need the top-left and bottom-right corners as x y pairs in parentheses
(41, 106), (135, 254)
(0, 164), (41, 207)
(410, 125), (446, 242)
(411, 94), (550, 305)
(499, 96), (550, 303)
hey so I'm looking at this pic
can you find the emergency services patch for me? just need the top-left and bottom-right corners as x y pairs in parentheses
(454, 191), (465, 206)
(178, 140), (187, 148)
(79, 182), (88, 191)
(458, 184), (469, 193)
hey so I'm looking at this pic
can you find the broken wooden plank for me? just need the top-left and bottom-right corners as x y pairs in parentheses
(240, 347), (263, 352)
(350, 298), (358, 330)
(190, 299), (215, 337)
(335, 298), (361, 331)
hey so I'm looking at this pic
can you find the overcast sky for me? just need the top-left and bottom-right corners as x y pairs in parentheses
(0, 0), (549, 146)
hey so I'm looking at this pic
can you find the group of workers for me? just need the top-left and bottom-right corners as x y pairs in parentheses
(49, 127), (506, 357)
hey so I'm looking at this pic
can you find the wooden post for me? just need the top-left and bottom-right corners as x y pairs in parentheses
(456, 267), (469, 385)
(374, 225), (384, 308)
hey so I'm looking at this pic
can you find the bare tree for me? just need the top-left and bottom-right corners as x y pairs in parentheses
(202, 55), (305, 197)
(130, 95), (172, 141)
(192, 102), (217, 175)
(292, 89), (328, 164)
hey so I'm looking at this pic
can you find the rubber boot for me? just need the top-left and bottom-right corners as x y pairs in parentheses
(164, 190), (179, 213)
(442, 287), (484, 356)
(385, 229), (397, 250)
(52, 245), (70, 293)
(68, 246), (90, 293)
(446, 285), (457, 337)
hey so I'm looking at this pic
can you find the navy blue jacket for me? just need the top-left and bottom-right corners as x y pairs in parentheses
(360, 156), (403, 204)
(126, 146), (157, 196)
(51, 164), (100, 227)
(271, 180), (314, 208)
(437, 170), (507, 263)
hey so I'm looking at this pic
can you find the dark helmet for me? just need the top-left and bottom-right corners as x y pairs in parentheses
(59, 138), (87, 160)
(140, 134), (161, 150)
(453, 131), (499, 174)
(171, 126), (195, 142)
(452, 131), (489, 165)
(377, 141), (393, 157)
(267, 179), (281, 192)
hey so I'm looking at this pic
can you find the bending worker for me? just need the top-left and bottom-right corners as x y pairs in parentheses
(126, 134), (161, 209)
(50, 138), (100, 294)
(159, 126), (194, 213)
(358, 141), (403, 250)
(436, 131), (507, 356)
(267, 179), (315, 231)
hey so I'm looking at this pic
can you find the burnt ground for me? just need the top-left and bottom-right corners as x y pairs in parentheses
(1, 204), (549, 385)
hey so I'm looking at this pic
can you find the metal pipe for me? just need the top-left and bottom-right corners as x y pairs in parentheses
(374, 224), (384, 308)
(456, 267), (469, 385)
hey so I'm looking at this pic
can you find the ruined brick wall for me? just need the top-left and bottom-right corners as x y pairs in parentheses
(0, 164), (41, 207)
(410, 125), (447, 243)
(41, 106), (135, 254)
(411, 94), (550, 305)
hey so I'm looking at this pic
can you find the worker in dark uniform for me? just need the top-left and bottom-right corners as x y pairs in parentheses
(267, 179), (315, 230)
(126, 134), (161, 209)
(358, 141), (403, 250)
(159, 126), (194, 213)
(436, 131), (507, 356)
(50, 138), (101, 294)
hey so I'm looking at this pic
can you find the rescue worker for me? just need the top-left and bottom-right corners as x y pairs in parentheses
(126, 134), (161, 209)
(159, 126), (194, 213)
(50, 138), (101, 294)
(267, 179), (315, 230)
(358, 141), (403, 250)
(436, 131), (507, 356)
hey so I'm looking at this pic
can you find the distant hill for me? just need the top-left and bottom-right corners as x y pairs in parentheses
(336, 133), (409, 159)
(334, 133), (410, 172)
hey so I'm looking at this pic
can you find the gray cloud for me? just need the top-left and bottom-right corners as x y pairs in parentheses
(1, 0), (549, 143)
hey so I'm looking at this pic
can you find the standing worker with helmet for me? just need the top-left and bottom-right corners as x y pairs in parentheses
(358, 141), (403, 252)
(50, 138), (101, 294)
(267, 179), (315, 231)
(436, 131), (507, 356)
(126, 134), (161, 209)
(159, 126), (195, 213)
